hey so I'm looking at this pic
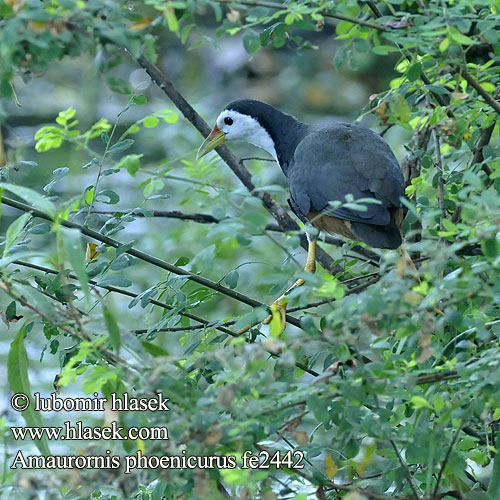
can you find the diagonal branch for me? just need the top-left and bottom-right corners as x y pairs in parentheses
(287, 276), (380, 312)
(1, 195), (305, 329)
(462, 71), (500, 115)
(432, 421), (463, 497)
(135, 55), (345, 275)
(11, 260), (320, 377)
(12, 259), (236, 336)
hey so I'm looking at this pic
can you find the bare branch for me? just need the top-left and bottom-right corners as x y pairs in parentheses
(1, 195), (306, 329)
(12, 260), (320, 377)
(414, 370), (457, 384)
(12, 259), (236, 336)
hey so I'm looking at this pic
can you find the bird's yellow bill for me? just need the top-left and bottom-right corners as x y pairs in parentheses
(197, 125), (226, 159)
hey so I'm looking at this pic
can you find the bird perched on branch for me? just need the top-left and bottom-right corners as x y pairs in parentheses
(197, 99), (407, 331)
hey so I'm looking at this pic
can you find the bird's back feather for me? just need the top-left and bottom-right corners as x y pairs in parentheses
(287, 122), (406, 248)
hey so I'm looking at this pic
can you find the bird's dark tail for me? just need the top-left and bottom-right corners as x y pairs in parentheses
(351, 208), (403, 249)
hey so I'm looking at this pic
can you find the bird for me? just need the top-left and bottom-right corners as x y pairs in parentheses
(197, 99), (407, 332)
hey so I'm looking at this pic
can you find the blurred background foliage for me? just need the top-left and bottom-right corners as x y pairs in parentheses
(0, 0), (499, 499)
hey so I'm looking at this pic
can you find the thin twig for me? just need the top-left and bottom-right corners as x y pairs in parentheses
(0, 280), (130, 371)
(12, 259), (236, 335)
(215, 0), (389, 31)
(287, 276), (380, 312)
(433, 129), (446, 228)
(432, 422), (464, 497)
(388, 439), (419, 500)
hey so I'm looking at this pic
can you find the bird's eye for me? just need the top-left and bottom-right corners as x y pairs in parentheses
(224, 117), (233, 126)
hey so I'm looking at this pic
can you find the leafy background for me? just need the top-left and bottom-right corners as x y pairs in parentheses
(0, 0), (499, 499)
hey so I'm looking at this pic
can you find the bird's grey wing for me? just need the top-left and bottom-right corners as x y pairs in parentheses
(288, 123), (405, 226)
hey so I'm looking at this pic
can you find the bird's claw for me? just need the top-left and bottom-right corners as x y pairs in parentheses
(235, 300), (288, 336)
(263, 300), (287, 334)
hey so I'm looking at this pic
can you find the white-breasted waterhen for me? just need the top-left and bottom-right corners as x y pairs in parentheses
(197, 100), (407, 332)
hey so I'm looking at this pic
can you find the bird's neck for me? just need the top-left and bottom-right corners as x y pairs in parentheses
(271, 117), (308, 176)
(251, 107), (308, 176)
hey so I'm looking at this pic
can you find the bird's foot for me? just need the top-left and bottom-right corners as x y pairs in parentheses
(235, 298), (288, 336)
(262, 299), (288, 335)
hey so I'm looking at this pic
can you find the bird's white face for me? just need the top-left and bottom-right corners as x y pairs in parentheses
(215, 110), (261, 141)
(197, 109), (277, 161)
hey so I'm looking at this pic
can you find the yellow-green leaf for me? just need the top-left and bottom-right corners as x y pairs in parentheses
(411, 395), (433, 410)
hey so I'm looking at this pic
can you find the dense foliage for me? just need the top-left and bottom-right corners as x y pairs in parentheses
(1, 0), (500, 499)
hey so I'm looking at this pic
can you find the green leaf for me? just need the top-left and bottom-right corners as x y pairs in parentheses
(481, 238), (499, 258)
(243, 30), (261, 54)
(98, 275), (133, 288)
(372, 45), (399, 55)
(8, 322), (51, 456)
(141, 341), (169, 357)
(433, 395), (444, 413)
(106, 77), (131, 95)
(0, 1), (14, 16)
(181, 24), (195, 44)
(336, 20), (353, 35)
(164, 8), (179, 32)
(103, 303), (121, 353)
(3, 213), (31, 257)
(407, 62), (421, 82)
(441, 219), (458, 233)
(97, 189), (120, 204)
(424, 84), (450, 95)
(439, 38), (449, 51)
(0, 183), (57, 218)
(269, 307), (282, 337)
(448, 27), (474, 46)
(0, 251), (42, 269)
(5, 301), (17, 321)
(108, 139), (135, 154)
(411, 395), (433, 410)
(224, 270), (239, 289)
(62, 228), (89, 301)
(132, 94), (147, 106)
(143, 116), (160, 128)
(115, 154), (143, 177)
(154, 108), (178, 123)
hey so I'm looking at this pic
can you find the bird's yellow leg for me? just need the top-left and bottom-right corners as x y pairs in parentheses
(262, 236), (317, 332)
(236, 236), (317, 335)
